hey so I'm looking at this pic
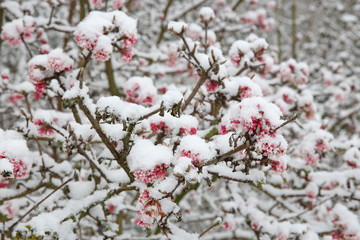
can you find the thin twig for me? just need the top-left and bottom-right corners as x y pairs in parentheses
(47, 7), (56, 25)
(199, 220), (220, 238)
(20, 33), (33, 58)
(139, 107), (161, 121)
(270, 112), (300, 133)
(207, 171), (254, 183)
(232, 0), (244, 11)
(7, 178), (73, 232)
(203, 142), (248, 166)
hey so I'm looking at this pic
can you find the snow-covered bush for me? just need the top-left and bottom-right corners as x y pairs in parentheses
(0, 0), (359, 239)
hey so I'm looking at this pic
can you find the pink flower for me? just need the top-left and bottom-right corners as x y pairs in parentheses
(150, 121), (168, 134)
(34, 119), (55, 136)
(32, 81), (47, 99)
(113, 0), (123, 9)
(92, 0), (103, 8)
(121, 48), (133, 63)
(134, 163), (168, 183)
(8, 93), (24, 105)
(136, 189), (165, 228)
(230, 54), (241, 67)
(205, 79), (220, 92)
(93, 36), (113, 62)
(1, 154), (28, 179)
(270, 160), (286, 173)
(93, 48), (111, 61)
(47, 55), (72, 72)
(74, 32), (99, 51)
(108, 203), (115, 214)
(222, 222), (234, 230)
(181, 150), (200, 163)
(9, 159), (27, 178)
(219, 125), (229, 135)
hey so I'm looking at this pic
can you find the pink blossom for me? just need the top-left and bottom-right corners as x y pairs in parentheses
(108, 203), (115, 214)
(1, 17), (36, 47)
(1, 153), (28, 179)
(74, 33), (99, 51)
(46, 54), (73, 72)
(315, 139), (329, 154)
(92, 0), (103, 8)
(121, 48), (133, 63)
(34, 119), (55, 136)
(205, 79), (220, 92)
(0, 181), (9, 188)
(219, 125), (229, 135)
(39, 44), (50, 54)
(181, 150), (200, 163)
(134, 163), (168, 183)
(222, 222), (234, 230)
(136, 189), (165, 228)
(230, 54), (241, 67)
(32, 81), (47, 99)
(113, 0), (123, 9)
(180, 127), (197, 136)
(270, 160), (285, 173)
(93, 48), (111, 61)
(150, 121), (168, 134)
(8, 93), (24, 105)
(124, 37), (137, 49)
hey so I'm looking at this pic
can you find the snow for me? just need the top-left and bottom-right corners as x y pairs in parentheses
(68, 181), (95, 200)
(168, 21), (188, 35)
(168, 222), (199, 240)
(206, 163), (265, 183)
(199, 7), (215, 23)
(96, 96), (149, 122)
(128, 139), (173, 170)
(0, 158), (13, 175)
(161, 90), (183, 109)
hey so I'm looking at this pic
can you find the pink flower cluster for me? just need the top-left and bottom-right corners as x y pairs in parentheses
(8, 93), (24, 105)
(136, 189), (164, 228)
(0, 153), (27, 179)
(301, 133), (332, 166)
(180, 127), (197, 136)
(269, 159), (286, 173)
(125, 78), (156, 106)
(34, 118), (57, 136)
(239, 116), (274, 137)
(133, 163), (168, 183)
(74, 11), (137, 62)
(180, 150), (200, 163)
(1, 16), (36, 47)
(279, 59), (309, 86)
(150, 121), (169, 134)
(28, 49), (73, 98)
(241, 9), (275, 32)
(205, 79), (220, 92)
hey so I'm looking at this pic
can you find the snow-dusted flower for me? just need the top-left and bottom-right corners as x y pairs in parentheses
(199, 7), (215, 24)
(136, 189), (164, 228)
(0, 153), (27, 179)
(134, 163), (168, 183)
(34, 119), (57, 136)
(125, 76), (157, 106)
(1, 16), (36, 47)
(93, 36), (113, 61)
(46, 49), (73, 72)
